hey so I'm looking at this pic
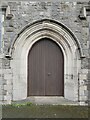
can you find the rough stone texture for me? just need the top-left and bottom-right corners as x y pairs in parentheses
(1, 1), (89, 56)
(0, 1), (90, 105)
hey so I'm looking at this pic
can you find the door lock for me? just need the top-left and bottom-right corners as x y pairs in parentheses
(48, 73), (51, 76)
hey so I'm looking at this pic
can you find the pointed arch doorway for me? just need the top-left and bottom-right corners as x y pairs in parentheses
(27, 38), (64, 96)
(11, 19), (82, 101)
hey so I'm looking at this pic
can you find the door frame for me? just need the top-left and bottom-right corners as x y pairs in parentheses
(10, 19), (81, 101)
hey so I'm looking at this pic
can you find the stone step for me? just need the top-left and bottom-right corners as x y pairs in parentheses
(12, 96), (79, 105)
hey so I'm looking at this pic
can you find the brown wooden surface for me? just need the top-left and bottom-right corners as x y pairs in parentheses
(28, 38), (64, 96)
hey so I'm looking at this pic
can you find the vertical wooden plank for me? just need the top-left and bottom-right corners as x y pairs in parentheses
(28, 40), (45, 96)
(45, 39), (64, 96)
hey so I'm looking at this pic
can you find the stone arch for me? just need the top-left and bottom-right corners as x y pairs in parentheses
(9, 19), (83, 57)
(10, 19), (81, 101)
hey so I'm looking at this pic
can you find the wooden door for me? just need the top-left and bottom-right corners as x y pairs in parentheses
(27, 38), (64, 96)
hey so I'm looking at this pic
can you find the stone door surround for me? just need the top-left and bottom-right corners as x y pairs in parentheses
(10, 19), (82, 101)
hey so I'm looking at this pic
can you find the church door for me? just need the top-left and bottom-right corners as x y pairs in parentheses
(27, 38), (64, 96)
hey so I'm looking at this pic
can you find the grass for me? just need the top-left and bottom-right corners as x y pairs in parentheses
(2, 103), (88, 118)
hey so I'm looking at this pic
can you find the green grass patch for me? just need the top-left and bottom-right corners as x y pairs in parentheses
(2, 103), (88, 118)
(6, 102), (33, 107)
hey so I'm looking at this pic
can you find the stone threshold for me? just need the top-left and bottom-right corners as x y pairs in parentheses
(12, 96), (80, 105)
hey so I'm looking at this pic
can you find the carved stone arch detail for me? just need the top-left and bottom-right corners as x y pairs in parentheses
(10, 19), (83, 57)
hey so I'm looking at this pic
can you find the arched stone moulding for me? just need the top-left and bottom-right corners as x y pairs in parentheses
(10, 19), (81, 101)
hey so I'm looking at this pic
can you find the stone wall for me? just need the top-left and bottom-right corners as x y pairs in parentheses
(0, 1), (90, 105)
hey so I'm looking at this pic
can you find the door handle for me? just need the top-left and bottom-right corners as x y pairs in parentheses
(48, 73), (51, 76)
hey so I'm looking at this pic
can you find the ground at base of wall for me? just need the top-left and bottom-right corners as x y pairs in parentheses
(2, 104), (88, 118)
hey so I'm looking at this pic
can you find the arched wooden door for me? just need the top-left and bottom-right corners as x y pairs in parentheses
(27, 38), (64, 96)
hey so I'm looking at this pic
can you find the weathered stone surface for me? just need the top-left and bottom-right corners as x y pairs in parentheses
(0, 1), (89, 105)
